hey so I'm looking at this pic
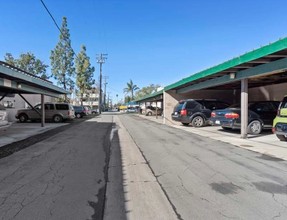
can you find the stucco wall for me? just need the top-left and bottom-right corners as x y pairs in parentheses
(163, 90), (189, 125)
(248, 82), (287, 101)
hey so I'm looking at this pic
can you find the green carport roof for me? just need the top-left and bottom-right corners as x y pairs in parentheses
(135, 90), (163, 102)
(0, 61), (69, 97)
(165, 37), (287, 92)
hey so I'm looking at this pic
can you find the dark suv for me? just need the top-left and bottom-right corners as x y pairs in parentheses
(171, 99), (230, 127)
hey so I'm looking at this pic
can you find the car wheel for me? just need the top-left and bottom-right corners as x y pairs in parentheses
(76, 113), (81, 118)
(182, 122), (189, 126)
(19, 114), (28, 123)
(191, 116), (204, 127)
(53, 115), (63, 123)
(276, 134), (287, 141)
(247, 120), (262, 134)
(147, 112), (152, 116)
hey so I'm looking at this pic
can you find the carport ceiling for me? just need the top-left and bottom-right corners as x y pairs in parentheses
(0, 61), (69, 97)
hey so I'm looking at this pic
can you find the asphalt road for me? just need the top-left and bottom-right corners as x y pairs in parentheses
(1, 113), (287, 220)
(0, 115), (114, 220)
(118, 114), (287, 220)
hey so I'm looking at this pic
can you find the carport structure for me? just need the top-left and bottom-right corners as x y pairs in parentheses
(136, 90), (163, 117)
(137, 37), (287, 138)
(0, 61), (70, 127)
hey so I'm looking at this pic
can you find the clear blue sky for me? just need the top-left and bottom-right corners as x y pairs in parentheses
(1, 0), (287, 103)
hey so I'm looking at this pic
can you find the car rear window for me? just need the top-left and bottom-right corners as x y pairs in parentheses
(56, 104), (69, 110)
(185, 101), (198, 109)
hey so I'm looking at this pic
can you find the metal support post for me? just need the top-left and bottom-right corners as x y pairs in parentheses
(41, 94), (45, 127)
(241, 78), (248, 138)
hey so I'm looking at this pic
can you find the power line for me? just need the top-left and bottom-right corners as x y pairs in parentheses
(39, 0), (79, 60)
(40, 0), (62, 33)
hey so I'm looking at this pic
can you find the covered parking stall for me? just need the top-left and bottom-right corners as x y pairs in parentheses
(0, 61), (69, 127)
(136, 90), (163, 117)
(163, 37), (287, 138)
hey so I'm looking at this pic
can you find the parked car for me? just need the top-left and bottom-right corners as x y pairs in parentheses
(91, 108), (99, 114)
(84, 106), (92, 115)
(210, 101), (280, 135)
(126, 107), (137, 113)
(171, 99), (230, 127)
(273, 96), (287, 141)
(15, 103), (75, 123)
(0, 104), (9, 126)
(73, 106), (87, 118)
(142, 106), (163, 116)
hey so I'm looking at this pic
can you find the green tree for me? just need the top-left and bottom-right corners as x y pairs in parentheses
(50, 17), (75, 101)
(135, 84), (161, 100)
(75, 45), (95, 106)
(124, 95), (131, 103)
(4, 52), (49, 79)
(123, 79), (139, 100)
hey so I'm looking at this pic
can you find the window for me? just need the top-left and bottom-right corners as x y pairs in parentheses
(34, 104), (41, 110)
(185, 101), (198, 109)
(45, 104), (55, 110)
(216, 102), (229, 109)
(56, 104), (69, 110)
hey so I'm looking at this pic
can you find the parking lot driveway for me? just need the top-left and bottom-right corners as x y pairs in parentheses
(175, 125), (287, 160)
(0, 117), (112, 220)
(136, 114), (287, 161)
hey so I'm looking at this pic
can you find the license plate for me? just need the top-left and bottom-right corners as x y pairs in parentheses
(215, 120), (220, 125)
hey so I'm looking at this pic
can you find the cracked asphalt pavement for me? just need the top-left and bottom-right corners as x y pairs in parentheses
(0, 115), (113, 220)
(118, 114), (287, 220)
(1, 113), (287, 220)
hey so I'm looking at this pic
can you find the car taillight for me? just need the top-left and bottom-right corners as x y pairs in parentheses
(180, 109), (187, 116)
(272, 127), (275, 133)
(225, 112), (239, 119)
(211, 112), (216, 117)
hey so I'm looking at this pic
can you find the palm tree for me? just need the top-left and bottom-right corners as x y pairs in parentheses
(123, 79), (139, 100)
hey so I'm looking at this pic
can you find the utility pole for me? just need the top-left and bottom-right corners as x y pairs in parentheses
(96, 53), (108, 114)
(103, 76), (109, 110)
(107, 92), (110, 110)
